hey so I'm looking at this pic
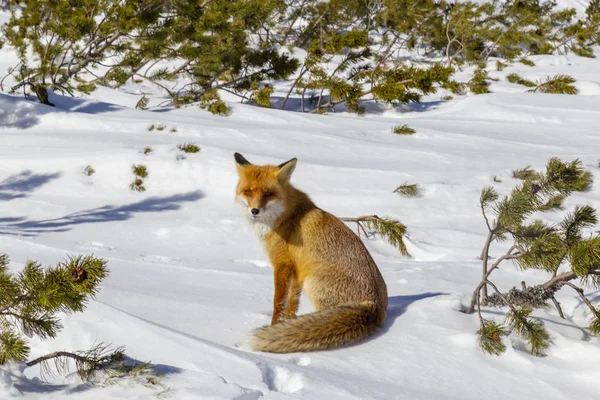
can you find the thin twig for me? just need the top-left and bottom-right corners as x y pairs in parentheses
(340, 215), (380, 237)
(551, 296), (565, 319)
(485, 280), (520, 314)
(466, 245), (519, 314)
(563, 282), (600, 319)
(26, 351), (92, 368)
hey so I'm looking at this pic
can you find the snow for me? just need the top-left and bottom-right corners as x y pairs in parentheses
(1, 9), (600, 400)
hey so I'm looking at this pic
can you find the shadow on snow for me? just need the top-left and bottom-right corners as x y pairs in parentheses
(10, 356), (182, 395)
(382, 292), (449, 331)
(0, 191), (204, 237)
(269, 94), (447, 115)
(0, 171), (62, 201)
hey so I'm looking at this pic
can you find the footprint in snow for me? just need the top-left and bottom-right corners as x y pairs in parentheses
(138, 254), (182, 264)
(77, 241), (115, 252)
(258, 363), (303, 393)
(291, 355), (311, 366)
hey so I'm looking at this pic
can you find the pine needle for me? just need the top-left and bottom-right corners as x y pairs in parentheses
(250, 85), (273, 108)
(132, 164), (148, 178)
(364, 216), (409, 256)
(518, 58), (535, 67)
(505, 307), (550, 356)
(512, 166), (539, 180)
(177, 143), (201, 153)
(468, 67), (490, 94)
(83, 165), (95, 176)
(528, 74), (578, 95)
(538, 194), (565, 211)
(129, 181), (146, 192)
(516, 230), (565, 272)
(560, 205), (597, 245)
(0, 327), (30, 364)
(394, 183), (421, 197)
(545, 158), (592, 193)
(135, 95), (149, 110)
(27, 343), (125, 382)
(506, 73), (536, 87)
(392, 124), (416, 135)
(341, 216), (409, 256)
(0, 253), (109, 365)
(590, 311), (600, 337)
(477, 319), (508, 355)
(480, 186), (499, 206)
(568, 236), (600, 278)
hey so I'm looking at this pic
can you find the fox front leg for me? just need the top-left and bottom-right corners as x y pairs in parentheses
(284, 278), (301, 320)
(271, 265), (293, 325)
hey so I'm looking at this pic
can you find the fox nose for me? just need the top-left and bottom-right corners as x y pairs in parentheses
(251, 208), (260, 216)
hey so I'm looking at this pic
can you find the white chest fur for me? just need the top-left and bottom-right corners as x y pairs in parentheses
(238, 200), (285, 252)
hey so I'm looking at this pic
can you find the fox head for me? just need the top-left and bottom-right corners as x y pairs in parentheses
(234, 153), (297, 222)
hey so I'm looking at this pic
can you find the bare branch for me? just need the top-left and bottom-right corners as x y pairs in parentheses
(467, 245), (520, 314)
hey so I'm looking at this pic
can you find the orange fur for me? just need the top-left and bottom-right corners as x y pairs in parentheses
(234, 153), (388, 353)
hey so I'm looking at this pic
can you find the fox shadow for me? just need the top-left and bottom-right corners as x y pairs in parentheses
(375, 292), (448, 337)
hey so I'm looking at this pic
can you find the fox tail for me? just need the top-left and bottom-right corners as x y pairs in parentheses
(249, 302), (385, 353)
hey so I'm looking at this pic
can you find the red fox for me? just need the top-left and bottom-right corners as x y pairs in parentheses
(234, 153), (388, 353)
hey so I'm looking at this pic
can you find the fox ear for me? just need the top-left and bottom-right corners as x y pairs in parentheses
(276, 157), (297, 184)
(234, 152), (251, 174)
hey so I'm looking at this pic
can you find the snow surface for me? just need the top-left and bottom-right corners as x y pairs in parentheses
(1, 9), (600, 400)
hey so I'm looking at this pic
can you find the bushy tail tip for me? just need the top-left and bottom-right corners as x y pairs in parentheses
(249, 302), (384, 353)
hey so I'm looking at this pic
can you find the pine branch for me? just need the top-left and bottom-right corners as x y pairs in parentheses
(340, 215), (409, 256)
(25, 343), (125, 382)
(487, 281), (551, 356)
(528, 74), (578, 95)
(482, 270), (599, 310)
(0, 326), (30, 364)
(483, 283), (559, 308)
(135, 95), (149, 110)
(477, 319), (508, 355)
(0, 253), (109, 365)
(560, 205), (597, 245)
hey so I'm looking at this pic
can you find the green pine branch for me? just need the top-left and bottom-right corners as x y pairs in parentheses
(590, 311), (600, 337)
(512, 166), (540, 180)
(505, 306), (551, 356)
(0, 253), (107, 364)
(340, 215), (409, 256)
(528, 74), (578, 95)
(469, 157), (600, 356)
(393, 183), (421, 197)
(477, 319), (508, 355)
(506, 73), (536, 88)
(26, 343), (125, 382)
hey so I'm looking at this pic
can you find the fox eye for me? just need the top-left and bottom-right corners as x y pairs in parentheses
(244, 189), (252, 195)
(264, 191), (273, 198)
